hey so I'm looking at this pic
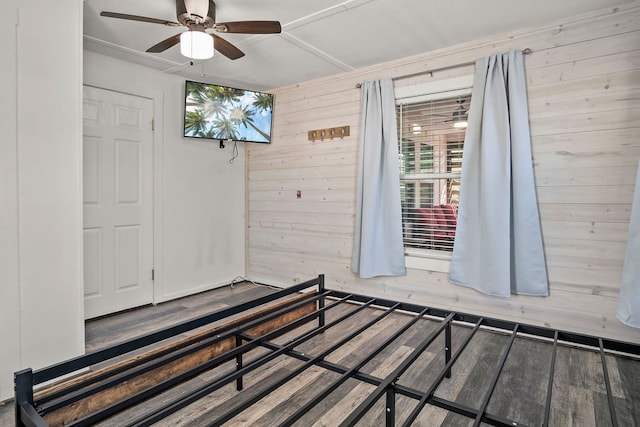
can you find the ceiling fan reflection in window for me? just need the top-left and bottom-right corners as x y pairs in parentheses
(419, 96), (469, 129)
(100, 0), (281, 60)
(444, 97), (469, 129)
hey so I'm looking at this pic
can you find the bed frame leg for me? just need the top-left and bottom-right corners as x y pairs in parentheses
(445, 321), (452, 378)
(14, 368), (34, 427)
(385, 387), (395, 426)
(318, 274), (325, 329)
(235, 335), (244, 391)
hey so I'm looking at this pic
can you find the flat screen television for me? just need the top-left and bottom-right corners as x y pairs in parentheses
(183, 80), (274, 144)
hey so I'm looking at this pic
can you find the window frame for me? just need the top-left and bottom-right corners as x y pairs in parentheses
(395, 76), (473, 273)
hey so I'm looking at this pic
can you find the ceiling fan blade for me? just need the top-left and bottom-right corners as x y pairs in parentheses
(146, 33), (182, 53)
(100, 11), (181, 27)
(211, 34), (245, 60)
(213, 21), (281, 34)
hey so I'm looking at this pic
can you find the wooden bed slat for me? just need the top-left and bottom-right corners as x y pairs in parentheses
(38, 292), (317, 426)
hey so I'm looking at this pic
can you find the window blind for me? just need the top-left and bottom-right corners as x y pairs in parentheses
(397, 95), (469, 252)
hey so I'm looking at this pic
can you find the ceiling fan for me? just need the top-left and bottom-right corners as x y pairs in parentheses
(100, 0), (281, 60)
(444, 97), (469, 128)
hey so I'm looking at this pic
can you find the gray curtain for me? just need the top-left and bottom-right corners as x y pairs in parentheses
(351, 79), (406, 278)
(617, 161), (640, 327)
(449, 50), (548, 297)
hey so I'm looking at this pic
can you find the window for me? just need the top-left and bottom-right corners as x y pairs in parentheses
(395, 79), (472, 270)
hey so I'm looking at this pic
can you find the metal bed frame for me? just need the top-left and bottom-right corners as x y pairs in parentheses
(15, 274), (640, 427)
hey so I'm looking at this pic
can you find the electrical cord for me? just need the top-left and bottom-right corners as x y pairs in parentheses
(229, 275), (258, 289)
(229, 141), (239, 163)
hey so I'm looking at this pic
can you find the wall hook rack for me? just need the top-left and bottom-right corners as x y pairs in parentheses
(308, 125), (350, 142)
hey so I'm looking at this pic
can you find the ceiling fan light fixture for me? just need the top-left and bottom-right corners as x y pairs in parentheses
(180, 30), (214, 59)
(452, 99), (468, 129)
(453, 118), (468, 129)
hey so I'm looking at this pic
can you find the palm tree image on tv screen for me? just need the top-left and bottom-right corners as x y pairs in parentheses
(184, 80), (273, 143)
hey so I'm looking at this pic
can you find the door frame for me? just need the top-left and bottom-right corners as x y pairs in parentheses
(83, 83), (164, 308)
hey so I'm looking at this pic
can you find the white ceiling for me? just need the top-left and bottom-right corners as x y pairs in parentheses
(83, 0), (630, 91)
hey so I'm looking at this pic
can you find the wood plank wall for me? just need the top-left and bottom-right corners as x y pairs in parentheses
(246, 3), (640, 343)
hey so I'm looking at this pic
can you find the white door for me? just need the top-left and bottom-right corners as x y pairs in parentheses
(83, 86), (154, 319)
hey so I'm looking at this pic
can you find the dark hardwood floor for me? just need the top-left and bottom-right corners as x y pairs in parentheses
(3, 282), (640, 426)
(85, 281), (282, 352)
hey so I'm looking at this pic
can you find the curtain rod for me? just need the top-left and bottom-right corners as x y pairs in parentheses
(355, 48), (532, 88)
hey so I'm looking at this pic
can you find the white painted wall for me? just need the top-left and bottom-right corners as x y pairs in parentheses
(0, 0), (84, 401)
(0, 43), (246, 400)
(83, 51), (246, 303)
(0, 0), (21, 405)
